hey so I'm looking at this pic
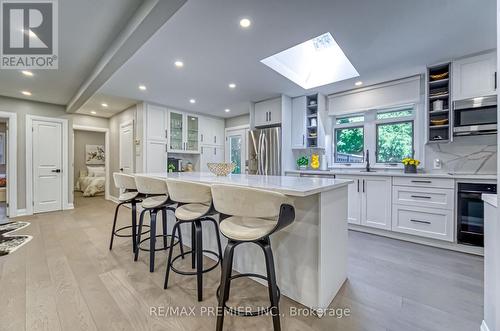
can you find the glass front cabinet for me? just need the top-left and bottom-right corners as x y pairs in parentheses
(167, 110), (200, 153)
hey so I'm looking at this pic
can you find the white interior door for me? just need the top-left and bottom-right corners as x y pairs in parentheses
(119, 121), (134, 174)
(225, 128), (248, 174)
(33, 120), (63, 213)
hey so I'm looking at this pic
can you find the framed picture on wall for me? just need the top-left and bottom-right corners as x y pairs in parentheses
(86, 145), (105, 165)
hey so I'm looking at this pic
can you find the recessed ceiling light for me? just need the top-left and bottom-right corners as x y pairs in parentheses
(225, 108), (231, 113)
(174, 60), (184, 68)
(21, 90), (32, 96)
(239, 18), (251, 28)
(90, 111), (97, 115)
(260, 32), (359, 89)
(21, 70), (33, 76)
(189, 99), (196, 104)
(101, 103), (108, 108)
(139, 84), (147, 90)
(355, 81), (363, 86)
(228, 83), (236, 89)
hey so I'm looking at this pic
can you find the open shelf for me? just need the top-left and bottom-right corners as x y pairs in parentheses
(427, 62), (451, 143)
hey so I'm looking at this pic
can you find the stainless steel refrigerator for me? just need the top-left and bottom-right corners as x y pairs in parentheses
(248, 127), (281, 175)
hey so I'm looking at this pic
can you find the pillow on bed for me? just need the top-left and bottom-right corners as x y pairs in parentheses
(87, 166), (105, 177)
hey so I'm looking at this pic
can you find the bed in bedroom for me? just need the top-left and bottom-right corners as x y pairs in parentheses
(75, 167), (105, 197)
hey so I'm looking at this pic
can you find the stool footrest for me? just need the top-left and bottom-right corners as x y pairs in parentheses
(114, 225), (150, 238)
(169, 249), (221, 276)
(137, 234), (180, 252)
(216, 273), (281, 317)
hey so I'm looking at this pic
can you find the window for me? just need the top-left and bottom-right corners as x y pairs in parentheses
(334, 115), (364, 163)
(0, 132), (5, 165)
(332, 105), (418, 167)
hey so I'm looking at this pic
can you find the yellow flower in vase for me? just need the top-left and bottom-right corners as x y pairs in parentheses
(311, 154), (320, 169)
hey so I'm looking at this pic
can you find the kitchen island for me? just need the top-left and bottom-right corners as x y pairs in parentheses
(136, 172), (351, 313)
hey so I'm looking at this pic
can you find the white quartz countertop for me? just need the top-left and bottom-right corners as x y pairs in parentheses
(482, 194), (498, 208)
(135, 172), (351, 197)
(285, 169), (497, 181)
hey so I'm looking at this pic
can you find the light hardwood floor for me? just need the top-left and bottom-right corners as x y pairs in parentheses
(0, 194), (483, 331)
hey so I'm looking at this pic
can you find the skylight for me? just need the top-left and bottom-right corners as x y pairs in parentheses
(260, 32), (359, 89)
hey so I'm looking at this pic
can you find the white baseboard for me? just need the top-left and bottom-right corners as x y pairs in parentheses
(16, 209), (27, 217)
(64, 203), (74, 210)
(481, 320), (490, 331)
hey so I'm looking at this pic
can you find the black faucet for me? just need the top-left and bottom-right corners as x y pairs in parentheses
(365, 149), (371, 172)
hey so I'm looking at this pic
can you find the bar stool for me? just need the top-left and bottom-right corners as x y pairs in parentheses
(211, 184), (295, 331)
(109, 173), (149, 252)
(134, 175), (184, 272)
(163, 179), (223, 301)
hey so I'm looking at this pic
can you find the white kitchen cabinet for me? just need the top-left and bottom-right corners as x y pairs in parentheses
(361, 177), (392, 230)
(145, 104), (168, 141)
(336, 175), (391, 229)
(200, 145), (224, 172)
(291, 96), (307, 148)
(452, 51), (497, 101)
(145, 140), (167, 173)
(167, 109), (200, 154)
(254, 97), (282, 127)
(392, 204), (454, 241)
(200, 116), (225, 146)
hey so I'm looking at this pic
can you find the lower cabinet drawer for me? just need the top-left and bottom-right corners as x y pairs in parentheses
(392, 186), (454, 210)
(392, 205), (454, 242)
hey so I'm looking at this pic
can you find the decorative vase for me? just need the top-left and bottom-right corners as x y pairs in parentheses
(404, 164), (417, 174)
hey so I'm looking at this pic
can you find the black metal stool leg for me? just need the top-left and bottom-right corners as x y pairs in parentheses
(109, 201), (125, 250)
(131, 201), (137, 253)
(134, 209), (147, 261)
(149, 211), (157, 272)
(216, 241), (237, 331)
(177, 222), (185, 259)
(262, 239), (281, 331)
(164, 221), (181, 289)
(195, 220), (203, 301)
(162, 207), (168, 248)
(191, 222), (196, 269)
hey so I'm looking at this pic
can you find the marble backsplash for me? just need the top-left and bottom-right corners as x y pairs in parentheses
(424, 135), (497, 174)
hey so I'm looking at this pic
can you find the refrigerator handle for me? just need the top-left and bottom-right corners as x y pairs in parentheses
(262, 132), (268, 175)
(257, 132), (263, 175)
(260, 132), (266, 175)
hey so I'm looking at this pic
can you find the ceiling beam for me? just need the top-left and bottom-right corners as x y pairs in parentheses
(66, 0), (186, 113)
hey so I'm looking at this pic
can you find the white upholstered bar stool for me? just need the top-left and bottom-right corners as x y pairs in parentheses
(109, 173), (148, 252)
(134, 175), (184, 273)
(211, 184), (295, 331)
(163, 179), (223, 302)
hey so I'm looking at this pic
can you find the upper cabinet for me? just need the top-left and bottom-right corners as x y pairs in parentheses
(200, 116), (225, 146)
(146, 104), (168, 142)
(254, 97), (282, 127)
(291, 96), (307, 148)
(167, 109), (200, 154)
(452, 51), (497, 101)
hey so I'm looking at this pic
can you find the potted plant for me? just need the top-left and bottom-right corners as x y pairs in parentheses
(402, 158), (420, 173)
(297, 156), (309, 170)
(167, 163), (176, 173)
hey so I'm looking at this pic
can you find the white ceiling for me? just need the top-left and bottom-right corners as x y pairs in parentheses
(94, 0), (496, 118)
(0, 0), (143, 105)
(78, 93), (136, 118)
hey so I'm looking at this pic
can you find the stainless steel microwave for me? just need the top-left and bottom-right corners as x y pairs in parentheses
(453, 95), (497, 136)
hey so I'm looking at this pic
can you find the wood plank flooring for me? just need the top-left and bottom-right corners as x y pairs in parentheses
(0, 193), (484, 331)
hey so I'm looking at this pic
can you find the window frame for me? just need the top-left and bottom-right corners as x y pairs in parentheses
(331, 103), (422, 169)
(334, 124), (365, 165)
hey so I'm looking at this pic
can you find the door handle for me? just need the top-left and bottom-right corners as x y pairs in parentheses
(410, 195), (431, 199)
(214, 135), (216, 144)
(357, 179), (359, 193)
(302, 134), (305, 146)
(362, 179), (365, 193)
(51, 169), (61, 173)
(495, 72), (497, 90)
(119, 168), (124, 171)
(269, 111), (271, 122)
(411, 180), (431, 184)
(165, 129), (168, 139)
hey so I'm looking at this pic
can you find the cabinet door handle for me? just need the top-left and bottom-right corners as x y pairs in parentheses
(201, 146), (203, 154)
(411, 195), (431, 199)
(357, 179), (359, 193)
(362, 179), (365, 193)
(214, 135), (216, 144)
(265, 111), (268, 122)
(214, 148), (216, 155)
(410, 219), (431, 225)
(411, 180), (432, 184)
(165, 129), (168, 139)
(269, 111), (271, 122)
(302, 134), (305, 146)
(201, 134), (203, 142)
(495, 72), (497, 90)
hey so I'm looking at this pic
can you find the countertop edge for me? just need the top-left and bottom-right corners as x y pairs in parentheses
(285, 169), (497, 181)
